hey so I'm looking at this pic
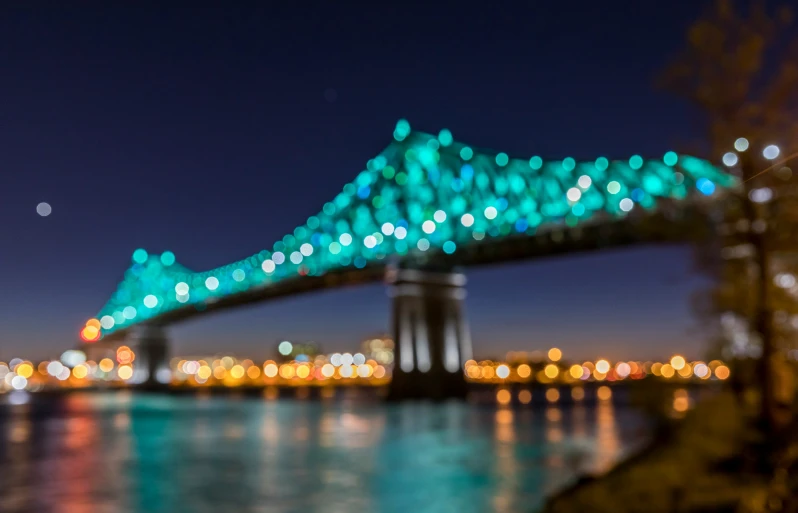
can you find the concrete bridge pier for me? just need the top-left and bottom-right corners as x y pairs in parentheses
(386, 269), (472, 401)
(130, 324), (171, 390)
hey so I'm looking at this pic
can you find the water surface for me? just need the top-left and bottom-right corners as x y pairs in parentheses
(0, 391), (644, 512)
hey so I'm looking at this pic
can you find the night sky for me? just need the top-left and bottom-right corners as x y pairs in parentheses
(0, 1), (716, 362)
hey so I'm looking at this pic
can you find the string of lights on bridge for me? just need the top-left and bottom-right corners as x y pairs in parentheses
(79, 120), (734, 343)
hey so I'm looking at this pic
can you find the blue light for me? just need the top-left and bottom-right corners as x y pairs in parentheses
(354, 257), (367, 268)
(460, 164), (474, 181)
(696, 178), (716, 195)
(357, 186), (370, 199)
(631, 188), (644, 202)
(497, 198), (509, 211)
(514, 219), (528, 232)
(443, 241), (456, 254)
(451, 178), (464, 192)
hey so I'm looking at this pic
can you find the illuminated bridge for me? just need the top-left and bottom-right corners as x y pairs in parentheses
(80, 120), (736, 399)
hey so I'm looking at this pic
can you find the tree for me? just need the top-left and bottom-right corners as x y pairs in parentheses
(660, 0), (798, 433)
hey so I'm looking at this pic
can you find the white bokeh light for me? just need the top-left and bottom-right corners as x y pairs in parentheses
(36, 202), (52, 217)
(722, 152), (738, 167)
(619, 198), (634, 212)
(734, 137), (749, 152)
(763, 144), (780, 160)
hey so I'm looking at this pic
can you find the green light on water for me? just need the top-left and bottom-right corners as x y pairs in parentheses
(629, 155), (643, 170)
(495, 153), (509, 166)
(562, 158), (576, 172)
(529, 156), (543, 170)
(595, 157), (609, 171)
(460, 146), (473, 160)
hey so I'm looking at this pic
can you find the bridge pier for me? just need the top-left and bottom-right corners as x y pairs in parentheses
(130, 325), (171, 390)
(387, 269), (472, 401)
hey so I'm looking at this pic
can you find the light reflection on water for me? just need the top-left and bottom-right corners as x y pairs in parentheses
(0, 392), (644, 513)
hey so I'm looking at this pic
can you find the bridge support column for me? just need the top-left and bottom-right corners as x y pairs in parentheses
(130, 325), (171, 390)
(387, 269), (472, 401)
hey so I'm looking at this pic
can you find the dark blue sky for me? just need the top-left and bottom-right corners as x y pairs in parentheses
(0, 1), (715, 362)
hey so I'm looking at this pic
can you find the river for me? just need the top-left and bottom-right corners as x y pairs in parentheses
(0, 390), (646, 512)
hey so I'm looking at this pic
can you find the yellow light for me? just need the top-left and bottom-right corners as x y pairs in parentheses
(674, 390), (689, 412)
(651, 362), (663, 376)
(85, 318), (101, 330)
(482, 366), (495, 379)
(321, 364), (335, 378)
(677, 363), (693, 378)
(569, 364), (583, 379)
(117, 346), (134, 365)
(72, 364), (88, 379)
(714, 365), (730, 380)
(81, 325), (100, 341)
(518, 390), (532, 404)
(99, 358), (115, 373)
(571, 387), (585, 401)
(373, 366), (386, 379)
(547, 347), (562, 362)
(279, 364), (295, 379)
(296, 365), (310, 379)
(597, 386), (612, 401)
(230, 365), (245, 379)
(466, 365), (481, 379)
(516, 364), (531, 378)
(595, 359), (610, 374)
(670, 355), (686, 370)
(593, 369), (607, 381)
(264, 362), (278, 378)
(545, 388), (560, 402)
(197, 366), (212, 380)
(15, 363), (33, 379)
(544, 364), (559, 379)
(213, 366), (226, 379)
(118, 365), (133, 380)
(660, 364), (675, 378)
(246, 365), (261, 379)
(496, 389), (511, 405)
(496, 410), (513, 424)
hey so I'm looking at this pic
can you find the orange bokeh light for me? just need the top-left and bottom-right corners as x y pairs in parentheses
(86, 318), (101, 330)
(80, 325), (100, 342)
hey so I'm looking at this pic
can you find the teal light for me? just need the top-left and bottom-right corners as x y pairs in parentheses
(160, 251), (175, 266)
(132, 249), (148, 264)
(91, 123), (735, 338)
(438, 129), (453, 147)
(394, 119), (411, 141)
(663, 151), (678, 166)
